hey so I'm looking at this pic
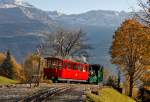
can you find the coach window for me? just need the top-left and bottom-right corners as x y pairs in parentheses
(58, 61), (62, 69)
(61, 62), (64, 68)
(48, 60), (52, 68)
(73, 64), (77, 70)
(77, 65), (79, 70)
(63, 63), (67, 69)
(78, 65), (82, 71)
(68, 63), (71, 69)
(49, 63), (53, 69)
(64, 63), (67, 69)
(46, 60), (48, 68)
(56, 60), (58, 69)
(49, 60), (52, 68)
(48, 60), (53, 68)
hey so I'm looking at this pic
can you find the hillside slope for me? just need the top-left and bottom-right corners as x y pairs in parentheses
(86, 88), (135, 102)
(0, 76), (18, 84)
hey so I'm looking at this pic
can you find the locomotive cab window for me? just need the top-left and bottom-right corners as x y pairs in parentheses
(82, 66), (86, 72)
(84, 65), (89, 72)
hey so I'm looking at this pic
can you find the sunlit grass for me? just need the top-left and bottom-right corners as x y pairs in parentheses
(0, 76), (19, 84)
(86, 88), (136, 102)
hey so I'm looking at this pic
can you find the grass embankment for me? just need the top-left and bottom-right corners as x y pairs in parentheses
(0, 76), (18, 84)
(86, 88), (136, 102)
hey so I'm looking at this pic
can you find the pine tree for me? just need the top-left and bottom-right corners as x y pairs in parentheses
(106, 76), (116, 87)
(0, 51), (14, 79)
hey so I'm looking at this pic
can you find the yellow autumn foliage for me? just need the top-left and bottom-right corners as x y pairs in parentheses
(11, 57), (25, 81)
(0, 53), (5, 64)
(0, 52), (25, 81)
(23, 54), (40, 81)
(110, 19), (150, 96)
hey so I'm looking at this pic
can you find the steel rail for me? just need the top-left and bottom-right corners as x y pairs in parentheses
(18, 86), (70, 102)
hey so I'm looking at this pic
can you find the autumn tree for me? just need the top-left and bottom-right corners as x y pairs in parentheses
(0, 53), (5, 64)
(42, 29), (90, 58)
(23, 53), (42, 81)
(0, 51), (14, 79)
(110, 19), (150, 97)
(0, 51), (25, 80)
(12, 57), (25, 81)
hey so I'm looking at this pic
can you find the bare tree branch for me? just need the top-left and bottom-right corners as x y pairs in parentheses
(42, 29), (91, 58)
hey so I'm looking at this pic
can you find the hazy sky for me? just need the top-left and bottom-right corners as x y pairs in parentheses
(25, 0), (139, 14)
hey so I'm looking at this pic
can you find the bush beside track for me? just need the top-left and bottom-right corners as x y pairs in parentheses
(86, 88), (135, 102)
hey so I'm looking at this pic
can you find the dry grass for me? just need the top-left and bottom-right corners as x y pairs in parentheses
(86, 88), (136, 102)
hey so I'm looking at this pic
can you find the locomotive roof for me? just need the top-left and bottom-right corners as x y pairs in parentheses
(90, 64), (101, 67)
(90, 64), (103, 69)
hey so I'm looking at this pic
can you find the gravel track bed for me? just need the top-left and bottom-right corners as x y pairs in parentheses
(0, 83), (98, 102)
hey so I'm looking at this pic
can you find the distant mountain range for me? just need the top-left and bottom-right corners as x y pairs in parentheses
(47, 10), (132, 70)
(0, 0), (58, 61)
(48, 10), (129, 27)
(0, 0), (132, 71)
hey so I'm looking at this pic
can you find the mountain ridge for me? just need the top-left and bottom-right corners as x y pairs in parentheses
(48, 9), (130, 28)
(0, 0), (33, 8)
(0, 0), (132, 71)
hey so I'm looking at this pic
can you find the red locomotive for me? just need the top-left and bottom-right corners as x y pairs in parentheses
(43, 57), (103, 83)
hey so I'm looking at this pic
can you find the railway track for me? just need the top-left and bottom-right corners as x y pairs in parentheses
(18, 85), (70, 102)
